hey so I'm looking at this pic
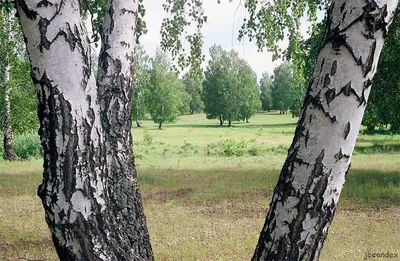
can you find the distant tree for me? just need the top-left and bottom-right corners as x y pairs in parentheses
(182, 73), (204, 114)
(203, 45), (260, 126)
(146, 49), (185, 129)
(259, 72), (274, 111)
(202, 45), (230, 125)
(237, 59), (261, 123)
(132, 45), (151, 127)
(272, 62), (296, 114)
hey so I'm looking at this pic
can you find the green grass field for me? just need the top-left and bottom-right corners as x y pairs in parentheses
(1, 112), (399, 260)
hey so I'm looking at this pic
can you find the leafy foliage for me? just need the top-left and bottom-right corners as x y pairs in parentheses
(259, 73), (273, 111)
(160, 0), (207, 77)
(182, 73), (204, 114)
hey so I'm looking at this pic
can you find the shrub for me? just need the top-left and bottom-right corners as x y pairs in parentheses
(179, 140), (198, 156)
(206, 139), (249, 157)
(14, 132), (42, 159)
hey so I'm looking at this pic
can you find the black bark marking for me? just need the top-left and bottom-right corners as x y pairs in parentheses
(331, 60), (337, 76)
(122, 8), (136, 15)
(308, 92), (337, 124)
(120, 41), (130, 48)
(108, 2), (115, 33)
(323, 73), (331, 88)
(337, 81), (364, 106)
(362, 40), (377, 77)
(305, 130), (310, 147)
(325, 88), (336, 106)
(320, 58), (325, 72)
(334, 148), (344, 162)
(38, 18), (51, 51)
(334, 148), (351, 162)
(341, 82), (352, 96)
(15, 0), (38, 20)
(37, 0), (53, 8)
(342, 11), (347, 22)
(344, 122), (351, 140)
(340, 3), (346, 13)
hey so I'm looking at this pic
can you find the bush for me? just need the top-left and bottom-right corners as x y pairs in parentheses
(179, 140), (198, 156)
(206, 139), (249, 157)
(14, 132), (42, 159)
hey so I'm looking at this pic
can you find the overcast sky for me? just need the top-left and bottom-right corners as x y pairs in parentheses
(140, 0), (285, 80)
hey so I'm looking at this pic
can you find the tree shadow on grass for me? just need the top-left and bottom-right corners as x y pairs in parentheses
(167, 122), (297, 129)
(139, 166), (400, 208)
(354, 143), (400, 154)
(342, 169), (400, 205)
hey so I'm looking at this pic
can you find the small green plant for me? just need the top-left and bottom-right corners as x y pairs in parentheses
(163, 148), (169, 157)
(179, 140), (198, 156)
(248, 146), (259, 156)
(143, 131), (153, 145)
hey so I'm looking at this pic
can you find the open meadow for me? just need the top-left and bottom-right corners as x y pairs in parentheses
(0, 112), (399, 260)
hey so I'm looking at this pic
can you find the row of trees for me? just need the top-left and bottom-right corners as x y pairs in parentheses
(133, 44), (260, 129)
(134, 44), (306, 129)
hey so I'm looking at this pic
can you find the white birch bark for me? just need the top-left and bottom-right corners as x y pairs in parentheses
(253, 0), (398, 260)
(3, 54), (18, 161)
(15, 0), (153, 260)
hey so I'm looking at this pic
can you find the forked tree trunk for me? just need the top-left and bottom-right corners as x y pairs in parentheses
(15, 0), (153, 260)
(253, 0), (397, 260)
(3, 57), (19, 161)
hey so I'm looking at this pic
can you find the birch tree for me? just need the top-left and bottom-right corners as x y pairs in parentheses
(251, 1), (398, 259)
(0, 10), (19, 161)
(15, 0), (153, 260)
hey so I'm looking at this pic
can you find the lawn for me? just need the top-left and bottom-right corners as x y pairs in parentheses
(0, 112), (399, 260)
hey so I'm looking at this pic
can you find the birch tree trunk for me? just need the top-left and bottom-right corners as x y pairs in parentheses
(253, 0), (398, 260)
(15, 0), (153, 260)
(3, 56), (19, 161)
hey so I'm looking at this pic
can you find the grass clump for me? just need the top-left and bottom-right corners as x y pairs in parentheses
(179, 140), (199, 156)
